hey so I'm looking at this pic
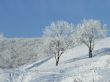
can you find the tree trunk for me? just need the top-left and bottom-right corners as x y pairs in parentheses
(89, 41), (93, 58)
(55, 49), (63, 66)
(89, 47), (92, 58)
(56, 56), (59, 66)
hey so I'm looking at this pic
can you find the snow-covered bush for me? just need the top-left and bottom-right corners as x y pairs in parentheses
(0, 38), (43, 68)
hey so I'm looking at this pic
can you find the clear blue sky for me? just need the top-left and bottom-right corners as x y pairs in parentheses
(0, 0), (110, 37)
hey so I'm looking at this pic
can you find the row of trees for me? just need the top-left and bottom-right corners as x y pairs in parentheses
(42, 19), (107, 66)
(0, 19), (106, 68)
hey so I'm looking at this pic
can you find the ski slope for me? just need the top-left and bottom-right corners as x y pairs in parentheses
(1, 37), (110, 82)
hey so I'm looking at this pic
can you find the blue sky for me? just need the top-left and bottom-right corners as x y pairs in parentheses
(0, 0), (110, 37)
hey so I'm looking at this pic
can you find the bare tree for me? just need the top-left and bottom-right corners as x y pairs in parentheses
(77, 19), (107, 58)
(43, 21), (75, 66)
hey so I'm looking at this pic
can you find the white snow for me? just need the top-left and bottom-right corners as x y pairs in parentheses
(1, 37), (110, 82)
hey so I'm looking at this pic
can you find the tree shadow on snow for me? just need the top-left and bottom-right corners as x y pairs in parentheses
(64, 47), (110, 64)
(31, 73), (65, 82)
(93, 48), (110, 56)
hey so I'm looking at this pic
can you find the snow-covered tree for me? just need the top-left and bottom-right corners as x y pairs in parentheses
(77, 19), (107, 58)
(43, 21), (76, 66)
(0, 38), (41, 68)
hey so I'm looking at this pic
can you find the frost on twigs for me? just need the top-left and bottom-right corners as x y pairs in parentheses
(42, 21), (76, 66)
(76, 19), (107, 58)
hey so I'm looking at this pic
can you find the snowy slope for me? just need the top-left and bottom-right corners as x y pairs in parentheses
(1, 37), (110, 82)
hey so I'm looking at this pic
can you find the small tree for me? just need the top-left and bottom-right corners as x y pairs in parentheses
(77, 19), (107, 58)
(43, 21), (75, 66)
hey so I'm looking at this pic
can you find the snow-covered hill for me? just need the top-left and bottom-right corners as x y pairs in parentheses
(1, 37), (110, 82)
